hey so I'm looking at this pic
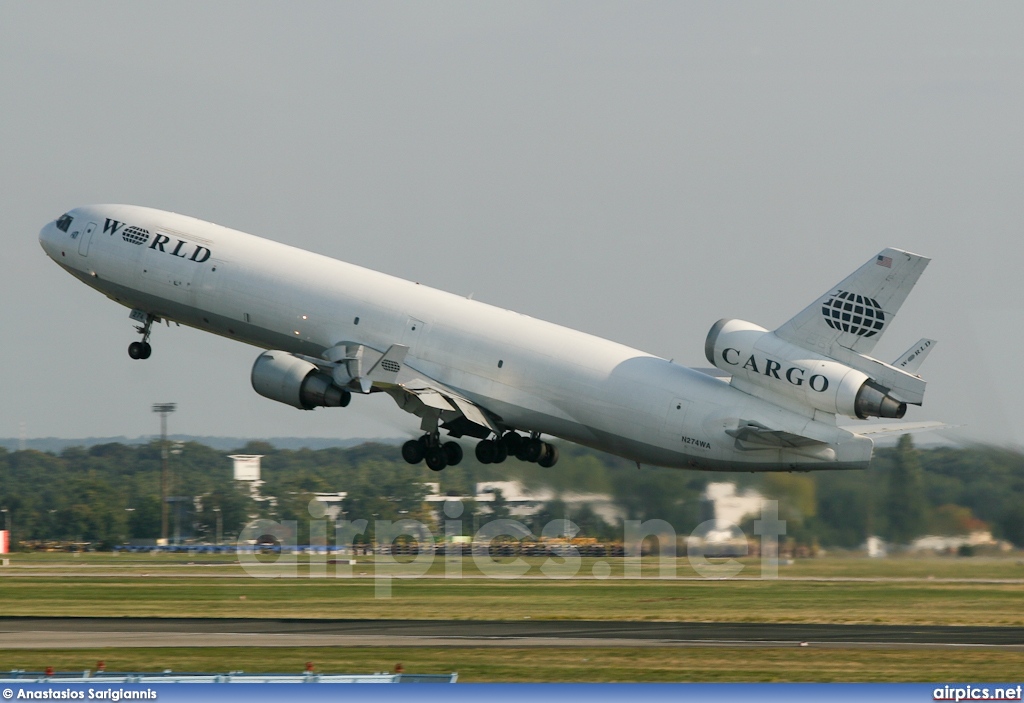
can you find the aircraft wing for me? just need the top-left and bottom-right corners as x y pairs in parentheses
(298, 344), (504, 437)
(398, 376), (503, 435)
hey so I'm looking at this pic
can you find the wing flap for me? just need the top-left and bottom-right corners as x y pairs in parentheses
(402, 385), (457, 412)
(396, 376), (502, 434)
(448, 394), (499, 431)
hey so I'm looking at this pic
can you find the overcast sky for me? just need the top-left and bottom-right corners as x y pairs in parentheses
(2, 2), (1022, 447)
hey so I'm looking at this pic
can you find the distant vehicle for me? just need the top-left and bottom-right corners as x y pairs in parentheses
(40, 206), (938, 472)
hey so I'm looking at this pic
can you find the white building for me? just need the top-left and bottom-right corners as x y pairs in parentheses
(864, 535), (888, 558)
(701, 482), (765, 529)
(229, 454), (265, 501)
(422, 480), (624, 524)
(310, 492), (349, 521)
(910, 530), (1005, 552)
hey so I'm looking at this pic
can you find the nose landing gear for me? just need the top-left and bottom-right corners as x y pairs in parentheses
(128, 341), (151, 359)
(128, 313), (155, 360)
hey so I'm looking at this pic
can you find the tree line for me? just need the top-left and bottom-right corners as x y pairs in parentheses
(0, 437), (1021, 549)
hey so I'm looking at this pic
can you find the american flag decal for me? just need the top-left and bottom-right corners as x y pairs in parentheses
(876, 255), (892, 268)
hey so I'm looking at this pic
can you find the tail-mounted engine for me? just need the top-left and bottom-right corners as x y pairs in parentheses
(251, 351), (352, 410)
(705, 319), (908, 419)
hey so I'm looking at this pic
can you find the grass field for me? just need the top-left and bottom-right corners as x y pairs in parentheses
(1, 555), (1021, 626)
(6, 551), (1024, 580)
(1, 576), (1023, 626)
(1, 554), (1022, 681)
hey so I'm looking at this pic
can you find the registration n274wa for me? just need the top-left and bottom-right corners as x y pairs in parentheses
(40, 205), (937, 472)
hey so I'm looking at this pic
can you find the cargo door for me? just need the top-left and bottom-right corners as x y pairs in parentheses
(77, 221), (98, 256)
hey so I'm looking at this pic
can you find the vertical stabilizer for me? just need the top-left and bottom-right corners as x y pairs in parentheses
(774, 248), (930, 357)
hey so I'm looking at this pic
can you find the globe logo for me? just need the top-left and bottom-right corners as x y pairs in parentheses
(821, 290), (885, 337)
(122, 226), (151, 246)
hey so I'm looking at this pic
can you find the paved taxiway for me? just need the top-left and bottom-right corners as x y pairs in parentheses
(0, 618), (1021, 650)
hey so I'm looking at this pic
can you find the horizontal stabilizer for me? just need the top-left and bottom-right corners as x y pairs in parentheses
(892, 338), (937, 374)
(692, 367), (731, 380)
(775, 247), (930, 357)
(840, 420), (950, 437)
(831, 349), (927, 405)
(726, 422), (826, 449)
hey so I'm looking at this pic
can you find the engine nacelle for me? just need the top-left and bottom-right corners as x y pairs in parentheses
(705, 319), (906, 419)
(251, 351), (351, 410)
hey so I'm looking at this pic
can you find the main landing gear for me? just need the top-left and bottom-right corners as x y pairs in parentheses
(128, 313), (155, 360)
(476, 432), (559, 468)
(401, 433), (464, 472)
(401, 431), (558, 471)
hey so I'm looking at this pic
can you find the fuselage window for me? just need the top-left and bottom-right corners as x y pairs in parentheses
(55, 214), (73, 233)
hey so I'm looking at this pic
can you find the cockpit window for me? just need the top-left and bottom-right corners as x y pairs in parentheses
(55, 214), (73, 233)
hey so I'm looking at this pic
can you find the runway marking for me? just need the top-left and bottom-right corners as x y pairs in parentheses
(1, 631), (1023, 650)
(1, 618), (1022, 650)
(2, 569), (1022, 584)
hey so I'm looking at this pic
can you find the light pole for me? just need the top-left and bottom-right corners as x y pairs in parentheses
(213, 506), (222, 546)
(152, 403), (176, 545)
(123, 508), (135, 547)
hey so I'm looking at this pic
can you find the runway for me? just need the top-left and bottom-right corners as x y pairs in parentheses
(1, 618), (1022, 650)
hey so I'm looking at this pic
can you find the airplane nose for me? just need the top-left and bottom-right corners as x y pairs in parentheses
(39, 219), (63, 259)
(39, 221), (54, 252)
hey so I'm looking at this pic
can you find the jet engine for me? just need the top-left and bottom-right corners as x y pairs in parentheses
(705, 319), (906, 419)
(251, 351), (351, 410)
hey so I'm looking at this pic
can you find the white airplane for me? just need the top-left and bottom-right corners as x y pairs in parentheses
(39, 205), (938, 472)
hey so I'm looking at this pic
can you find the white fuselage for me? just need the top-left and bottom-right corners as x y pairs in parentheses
(39, 205), (873, 471)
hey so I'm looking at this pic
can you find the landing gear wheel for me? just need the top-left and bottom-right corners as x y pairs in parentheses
(491, 440), (508, 464)
(538, 443), (559, 468)
(442, 442), (463, 466)
(128, 341), (145, 359)
(139, 342), (152, 359)
(425, 446), (448, 472)
(502, 432), (522, 454)
(517, 438), (544, 463)
(475, 440), (496, 464)
(402, 439), (426, 465)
